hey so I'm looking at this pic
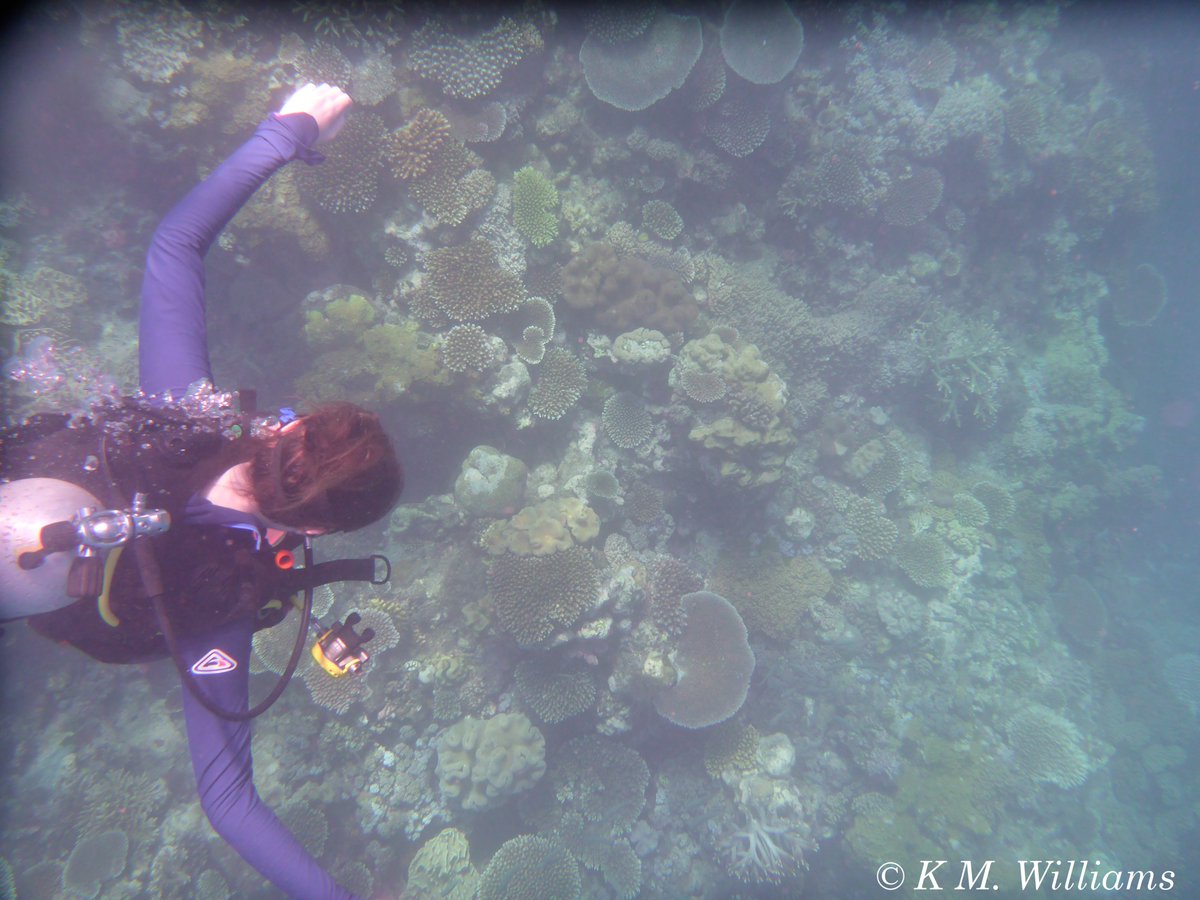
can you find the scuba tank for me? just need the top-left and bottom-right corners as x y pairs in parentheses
(0, 478), (168, 620)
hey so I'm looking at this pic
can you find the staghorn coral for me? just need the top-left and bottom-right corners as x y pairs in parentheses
(602, 392), (654, 449)
(487, 546), (599, 646)
(846, 496), (899, 561)
(642, 199), (684, 241)
(719, 0), (803, 85)
(895, 533), (951, 589)
(907, 38), (958, 89)
(294, 110), (386, 214)
(704, 95), (772, 159)
(441, 323), (496, 374)
(409, 17), (543, 100)
(705, 721), (761, 777)
(409, 142), (497, 227)
(478, 835), (581, 900)
(677, 364), (728, 403)
(406, 827), (478, 900)
(626, 481), (665, 524)
(714, 548), (832, 640)
(648, 555), (703, 635)
(952, 492), (990, 529)
(561, 242), (698, 335)
(881, 167), (944, 226)
(512, 166), (560, 248)
(514, 655), (598, 724)
(913, 307), (1011, 428)
(528, 347), (587, 420)
(514, 297), (555, 364)
(63, 830), (129, 899)
(424, 238), (525, 324)
(1005, 705), (1093, 789)
(548, 736), (650, 833)
(386, 108), (452, 180)
(654, 591), (755, 729)
(436, 713), (546, 811)
(581, 11), (703, 112)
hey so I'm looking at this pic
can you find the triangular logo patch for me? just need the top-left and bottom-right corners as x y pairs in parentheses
(191, 648), (237, 675)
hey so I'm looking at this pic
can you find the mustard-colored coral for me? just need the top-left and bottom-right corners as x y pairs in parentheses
(679, 332), (793, 487)
(304, 292), (378, 346)
(482, 497), (599, 556)
(712, 546), (832, 640)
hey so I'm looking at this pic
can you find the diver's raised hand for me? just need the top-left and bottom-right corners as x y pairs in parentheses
(278, 82), (352, 143)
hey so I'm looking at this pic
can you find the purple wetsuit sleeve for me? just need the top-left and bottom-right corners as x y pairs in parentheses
(139, 113), (324, 396)
(177, 619), (360, 900)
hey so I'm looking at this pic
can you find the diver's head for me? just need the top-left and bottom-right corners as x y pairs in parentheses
(249, 401), (402, 533)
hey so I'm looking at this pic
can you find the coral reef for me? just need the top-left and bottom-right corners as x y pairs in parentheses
(528, 347), (587, 420)
(487, 547), (599, 645)
(409, 17), (543, 99)
(512, 166), (559, 248)
(478, 835), (581, 900)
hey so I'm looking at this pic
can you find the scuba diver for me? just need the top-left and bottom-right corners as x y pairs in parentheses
(0, 84), (400, 899)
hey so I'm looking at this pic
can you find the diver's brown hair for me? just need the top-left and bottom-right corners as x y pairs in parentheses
(249, 402), (402, 532)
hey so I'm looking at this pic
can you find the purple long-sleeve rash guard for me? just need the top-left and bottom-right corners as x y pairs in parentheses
(138, 113), (358, 900)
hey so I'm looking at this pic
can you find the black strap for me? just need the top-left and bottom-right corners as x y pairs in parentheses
(275, 555), (390, 595)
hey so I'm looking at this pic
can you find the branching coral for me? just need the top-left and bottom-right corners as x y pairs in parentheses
(409, 17), (543, 99)
(514, 655), (598, 724)
(294, 110), (386, 214)
(602, 392), (653, 449)
(512, 166), (559, 248)
(424, 238), (525, 324)
(528, 347), (587, 420)
(478, 835), (580, 900)
(487, 546), (599, 646)
(386, 108), (452, 180)
(912, 307), (1011, 427)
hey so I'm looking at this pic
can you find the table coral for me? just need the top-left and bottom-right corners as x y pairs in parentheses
(424, 238), (525, 324)
(409, 16), (543, 99)
(478, 835), (580, 900)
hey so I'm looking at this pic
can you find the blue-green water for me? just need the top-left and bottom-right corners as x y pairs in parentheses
(2, 2), (1198, 897)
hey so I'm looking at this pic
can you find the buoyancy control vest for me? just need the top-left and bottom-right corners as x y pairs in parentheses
(0, 396), (384, 666)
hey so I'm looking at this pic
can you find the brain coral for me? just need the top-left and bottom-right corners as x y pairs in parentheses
(487, 546), (599, 645)
(512, 166), (560, 248)
(1005, 705), (1092, 789)
(514, 656), (598, 724)
(436, 712), (546, 811)
(560, 243), (698, 335)
(425, 238), (524, 324)
(602, 392), (654, 449)
(528, 347), (587, 420)
(719, 0), (804, 85)
(478, 835), (581, 900)
(580, 11), (703, 111)
(409, 17), (543, 99)
(655, 591), (755, 729)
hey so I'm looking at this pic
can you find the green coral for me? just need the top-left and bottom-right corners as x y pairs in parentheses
(304, 292), (378, 346)
(436, 712), (547, 811)
(406, 828), (478, 900)
(513, 166), (560, 247)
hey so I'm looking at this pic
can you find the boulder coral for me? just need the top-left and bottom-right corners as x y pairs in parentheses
(481, 497), (599, 556)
